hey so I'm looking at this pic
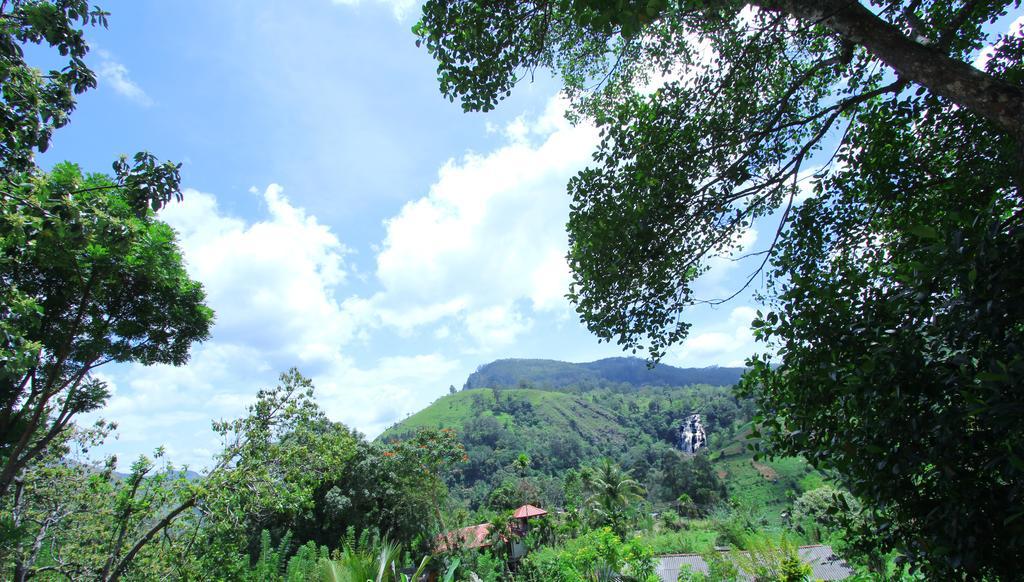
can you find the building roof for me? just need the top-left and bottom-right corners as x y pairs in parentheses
(512, 504), (548, 519)
(436, 504), (546, 554)
(655, 545), (853, 581)
(434, 523), (493, 553)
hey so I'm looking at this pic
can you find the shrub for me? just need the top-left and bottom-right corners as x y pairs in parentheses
(519, 527), (658, 582)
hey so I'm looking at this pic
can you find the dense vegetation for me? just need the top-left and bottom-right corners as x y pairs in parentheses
(383, 385), (743, 512)
(1, 0), (1022, 580)
(463, 358), (745, 391)
(415, 0), (1024, 577)
(3, 369), (471, 580)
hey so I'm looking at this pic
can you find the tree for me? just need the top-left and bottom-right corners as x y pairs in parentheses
(513, 452), (531, 476)
(519, 527), (658, 582)
(0, 0), (108, 179)
(415, 0), (1024, 576)
(0, 0), (201, 500)
(0, 0), (182, 210)
(0, 420), (214, 582)
(191, 369), (361, 575)
(657, 450), (725, 509)
(0, 369), (366, 581)
(2, 422), (113, 581)
(740, 89), (1024, 576)
(581, 458), (646, 537)
(0, 163), (212, 499)
(242, 426), (468, 558)
(789, 485), (862, 546)
(417, 0), (1023, 359)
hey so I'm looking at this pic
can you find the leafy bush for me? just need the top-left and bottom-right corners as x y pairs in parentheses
(519, 527), (658, 582)
(238, 530), (432, 582)
(730, 533), (810, 582)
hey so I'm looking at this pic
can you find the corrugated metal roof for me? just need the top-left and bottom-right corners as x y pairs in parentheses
(659, 553), (713, 579)
(656, 545), (853, 581)
(798, 544), (854, 580)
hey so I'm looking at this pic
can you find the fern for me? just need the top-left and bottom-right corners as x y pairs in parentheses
(286, 541), (329, 581)
(343, 525), (357, 554)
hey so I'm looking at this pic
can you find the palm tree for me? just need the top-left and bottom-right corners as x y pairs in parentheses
(581, 459), (646, 537)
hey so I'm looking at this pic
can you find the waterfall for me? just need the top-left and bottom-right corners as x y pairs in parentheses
(678, 414), (707, 454)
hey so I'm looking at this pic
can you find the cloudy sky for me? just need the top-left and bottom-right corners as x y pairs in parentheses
(44, 1), (1021, 469)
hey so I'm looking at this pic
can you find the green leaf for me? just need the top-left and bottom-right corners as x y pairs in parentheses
(907, 224), (940, 240)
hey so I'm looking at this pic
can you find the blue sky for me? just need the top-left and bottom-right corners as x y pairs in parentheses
(45, 1), (1020, 469)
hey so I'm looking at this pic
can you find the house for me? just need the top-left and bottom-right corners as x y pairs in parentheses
(434, 504), (548, 560)
(509, 504), (547, 559)
(510, 504), (547, 537)
(433, 523), (495, 553)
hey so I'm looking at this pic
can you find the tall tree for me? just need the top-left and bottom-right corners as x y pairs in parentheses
(740, 84), (1024, 576)
(416, 0), (1024, 576)
(415, 0), (1022, 358)
(0, 163), (212, 499)
(582, 458), (646, 537)
(0, 0), (201, 500)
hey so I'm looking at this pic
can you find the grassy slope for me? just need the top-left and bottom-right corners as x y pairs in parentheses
(710, 426), (826, 525)
(380, 388), (630, 449)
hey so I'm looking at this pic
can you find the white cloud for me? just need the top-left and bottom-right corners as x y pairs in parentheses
(95, 50), (153, 106)
(366, 95), (599, 351)
(160, 185), (355, 365)
(505, 116), (530, 143)
(464, 305), (533, 349)
(90, 185), (465, 468)
(316, 353), (462, 436)
(665, 306), (758, 367)
(96, 345), (462, 468)
(529, 249), (573, 311)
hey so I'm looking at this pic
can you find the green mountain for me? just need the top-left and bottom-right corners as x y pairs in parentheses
(463, 357), (746, 391)
(381, 359), (821, 522)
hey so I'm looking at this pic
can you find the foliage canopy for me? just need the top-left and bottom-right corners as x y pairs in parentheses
(0, 0), (205, 502)
(0, 163), (212, 500)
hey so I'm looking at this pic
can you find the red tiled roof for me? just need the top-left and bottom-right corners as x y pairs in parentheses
(434, 523), (493, 553)
(513, 504), (547, 519)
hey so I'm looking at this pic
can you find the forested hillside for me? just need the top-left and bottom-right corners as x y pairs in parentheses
(463, 357), (746, 391)
(381, 371), (819, 524)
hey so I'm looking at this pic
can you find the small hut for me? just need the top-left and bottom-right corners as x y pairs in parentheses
(510, 504), (547, 535)
(510, 504), (547, 560)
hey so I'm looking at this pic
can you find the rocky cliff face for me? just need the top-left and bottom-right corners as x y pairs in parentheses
(678, 414), (707, 454)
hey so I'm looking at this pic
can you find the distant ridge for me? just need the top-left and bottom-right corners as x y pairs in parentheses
(463, 357), (745, 391)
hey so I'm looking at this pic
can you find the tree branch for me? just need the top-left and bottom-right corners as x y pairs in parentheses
(107, 497), (197, 582)
(758, 0), (1024, 136)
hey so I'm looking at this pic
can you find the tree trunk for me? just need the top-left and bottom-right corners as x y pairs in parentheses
(759, 0), (1024, 136)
